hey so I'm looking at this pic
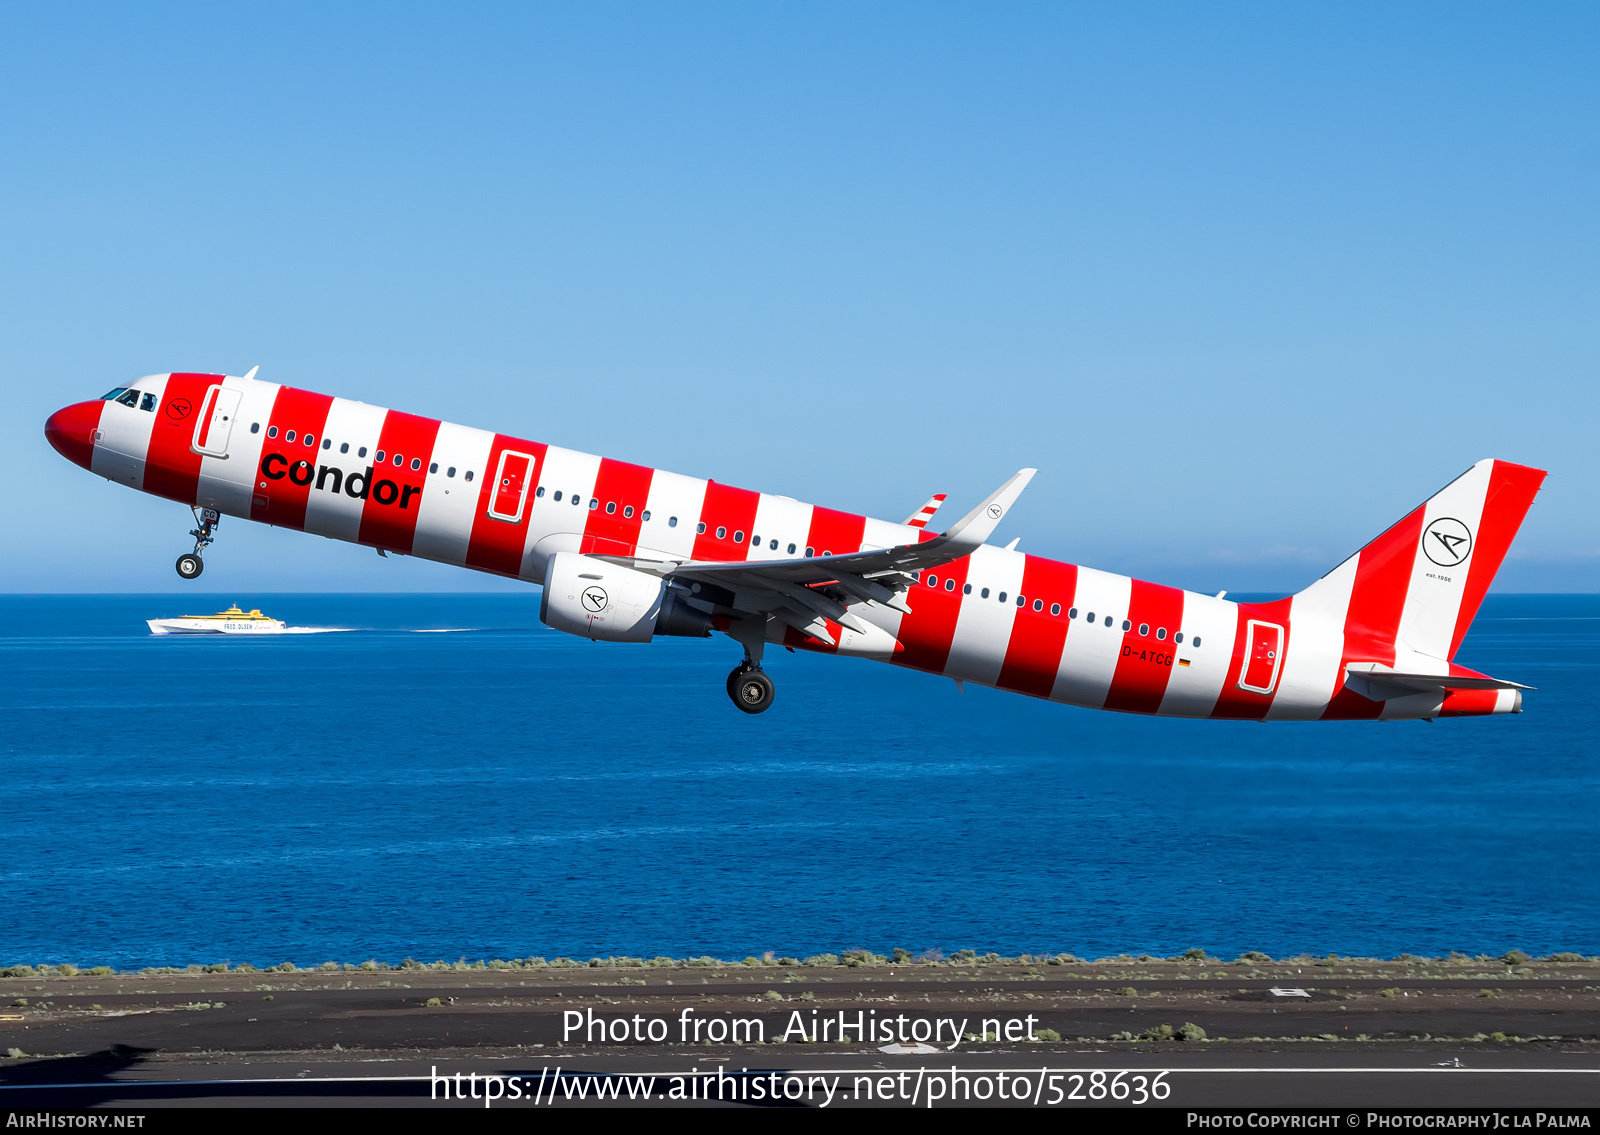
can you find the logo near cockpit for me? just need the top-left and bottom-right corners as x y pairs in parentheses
(258, 452), (424, 509)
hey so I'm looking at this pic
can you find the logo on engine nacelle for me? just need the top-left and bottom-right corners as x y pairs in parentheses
(581, 585), (609, 613)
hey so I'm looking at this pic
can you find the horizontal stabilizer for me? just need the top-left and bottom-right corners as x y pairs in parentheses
(1344, 662), (1533, 697)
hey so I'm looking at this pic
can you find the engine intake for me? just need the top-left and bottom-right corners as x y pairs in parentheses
(539, 552), (712, 642)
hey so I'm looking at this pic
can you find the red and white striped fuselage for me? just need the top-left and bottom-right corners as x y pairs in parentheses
(46, 371), (1545, 721)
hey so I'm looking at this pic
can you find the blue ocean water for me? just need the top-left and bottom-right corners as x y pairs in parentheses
(0, 593), (1594, 968)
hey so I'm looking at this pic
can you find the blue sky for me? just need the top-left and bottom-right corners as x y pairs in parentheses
(2, 3), (1595, 592)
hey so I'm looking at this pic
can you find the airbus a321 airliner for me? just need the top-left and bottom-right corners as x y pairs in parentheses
(46, 371), (1545, 719)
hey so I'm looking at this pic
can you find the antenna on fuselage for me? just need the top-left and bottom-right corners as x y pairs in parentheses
(241, 366), (259, 381)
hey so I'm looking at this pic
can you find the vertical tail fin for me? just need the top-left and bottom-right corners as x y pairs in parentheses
(1302, 459), (1546, 664)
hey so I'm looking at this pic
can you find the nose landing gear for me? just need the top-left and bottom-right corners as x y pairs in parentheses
(726, 663), (775, 714)
(176, 508), (220, 580)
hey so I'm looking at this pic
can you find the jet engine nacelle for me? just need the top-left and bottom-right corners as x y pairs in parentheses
(539, 552), (712, 643)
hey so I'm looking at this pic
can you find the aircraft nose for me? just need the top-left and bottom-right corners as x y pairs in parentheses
(45, 401), (102, 470)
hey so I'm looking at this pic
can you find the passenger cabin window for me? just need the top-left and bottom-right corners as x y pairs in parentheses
(623, 505), (633, 518)
(606, 502), (616, 514)
(715, 526), (726, 539)
(642, 510), (650, 521)
(251, 422), (260, 434)
(268, 426), (278, 439)
(769, 539), (777, 550)
(323, 439), (332, 450)
(375, 449), (384, 461)
(449, 467), (458, 478)
(340, 442), (349, 453)
(998, 592), (1007, 603)
(1139, 623), (1149, 635)
(553, 490), (562, 501)
(787, 543), (796, 554)
(394, 454), (404, 466)
(287, 431), (296, 442)
(945, 579), (956, 591)
(666, 516), (676, 527)
(358, 446), (367, 457)
(589, 498), (599, 510)
(1069, 607), (1078, 618)
(1104, 615), (1113, 626)
(1192, 636), (1201, 648)
(114, 389), (140, 408)
(697, 522), (706, 533)
(734, 531), (744, 543)
(981, 587), (990, 598)
(804, 547), (815, 558)
(1034, 599), (1044, 612)
(411, 458), (422, 471)
(1122, 619), (1132, 631)
(1156, 627), (1166, 640)
(963, 583), (972, 595)
(305, 434), (316, 447)
(429, 462), (438, 473)
(1051, 603), (1061, 615)
(465, 470), (474, 481)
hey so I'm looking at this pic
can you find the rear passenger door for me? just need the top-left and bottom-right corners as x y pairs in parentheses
(1238, 620), (1284, 695)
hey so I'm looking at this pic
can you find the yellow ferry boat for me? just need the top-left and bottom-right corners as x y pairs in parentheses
(147, 604), (287, 635)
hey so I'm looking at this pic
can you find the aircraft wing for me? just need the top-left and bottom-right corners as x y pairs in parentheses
(613, 469), (1036, 646)
(662, 468), (1033, 586)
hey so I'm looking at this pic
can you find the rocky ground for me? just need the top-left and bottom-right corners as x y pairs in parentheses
(3, 955), (1597, 1107)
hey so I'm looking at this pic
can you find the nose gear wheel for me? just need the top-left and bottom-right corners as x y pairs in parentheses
(176, 507), (220, 580)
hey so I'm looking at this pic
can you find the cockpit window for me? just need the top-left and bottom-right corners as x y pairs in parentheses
(101, 387), (127, 401)
(139, 393), (156, 412)
(114, 389), (141, 407)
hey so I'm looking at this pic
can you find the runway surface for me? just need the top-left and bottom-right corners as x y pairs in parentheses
(3, 957), (1597, 1108)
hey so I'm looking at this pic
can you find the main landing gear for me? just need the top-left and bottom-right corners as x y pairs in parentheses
(726, 662), (775, 715)
(176, 508), (219, 580)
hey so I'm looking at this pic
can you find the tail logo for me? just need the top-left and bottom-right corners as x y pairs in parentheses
(1423, 517), (1473, 567)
